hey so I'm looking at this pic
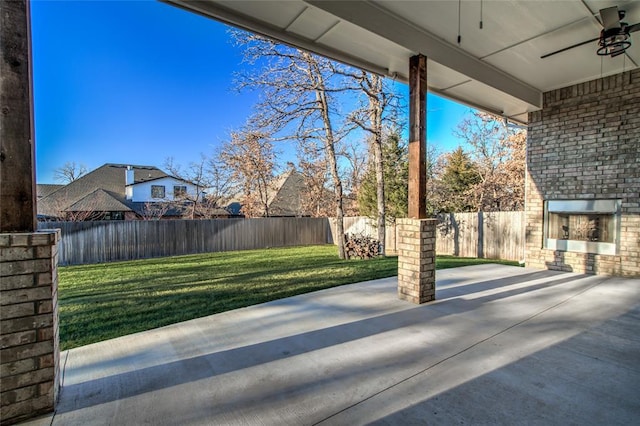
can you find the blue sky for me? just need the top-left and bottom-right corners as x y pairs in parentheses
(31, 0), (474, 184)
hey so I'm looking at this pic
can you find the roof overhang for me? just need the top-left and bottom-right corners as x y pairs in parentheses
(162, 1), (640, 124)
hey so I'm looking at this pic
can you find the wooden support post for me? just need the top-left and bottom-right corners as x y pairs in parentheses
(399, 55), (435, 304)
(408, 54), (427, 219)
(0, 0), (37, 232)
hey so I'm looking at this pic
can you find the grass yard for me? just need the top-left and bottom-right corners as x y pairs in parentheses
(59, 245), (518, 350)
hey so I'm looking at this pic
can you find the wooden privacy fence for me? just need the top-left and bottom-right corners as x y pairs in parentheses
(40, 212), (524, 266)
(435, 211), (525, 261)
(39, 218), (332, 266)
(337, 212), (525, 261)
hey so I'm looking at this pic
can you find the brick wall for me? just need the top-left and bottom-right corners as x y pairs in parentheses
(526, 69), (640, 276)
(1, 230), (60, 424)
(397, 218), (437, 303)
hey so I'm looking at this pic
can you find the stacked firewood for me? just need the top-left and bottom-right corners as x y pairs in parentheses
(345, 233), (380, 259)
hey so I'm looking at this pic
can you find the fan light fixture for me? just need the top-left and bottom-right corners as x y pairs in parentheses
(540, 6), (640, 60)
(597, 28), (631, 57)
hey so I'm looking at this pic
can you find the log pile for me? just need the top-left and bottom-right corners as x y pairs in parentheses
(345, 233), (380, 259)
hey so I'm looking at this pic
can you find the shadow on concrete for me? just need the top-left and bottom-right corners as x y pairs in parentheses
(56, 269), (593, 414)
(435, 269), (589, 299)
(366, 305), (640, 426)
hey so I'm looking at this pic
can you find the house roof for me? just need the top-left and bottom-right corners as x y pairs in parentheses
(165, 0), (640, 124)
(38, 164), (169, 216)
(124, 163), (170, 183)
(267, 169), (305, 216)
(228, 169), (307, 217)
(36, 184), (64, 199)
(66, 189), (133, 212)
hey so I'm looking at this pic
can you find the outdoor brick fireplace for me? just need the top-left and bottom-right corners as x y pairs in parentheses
(525, 69), (640, 277)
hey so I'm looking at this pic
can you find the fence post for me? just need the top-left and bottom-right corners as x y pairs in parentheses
(477, 211), (484, 259)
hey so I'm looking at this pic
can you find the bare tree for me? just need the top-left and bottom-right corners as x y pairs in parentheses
(164, 155), (212, 219)
(219, 129), (277, 218)
(454, 112), (526, 211)
(140, 201), (170, 220)
(233, 31), (351, 258)
(342, 70), (403, 256)
(340, 140), (368, 202)
(493, 129), (526, 211)
(297, 143), (334, 217)
(205, 157), (237, 211)
(54, 161), (87, 183)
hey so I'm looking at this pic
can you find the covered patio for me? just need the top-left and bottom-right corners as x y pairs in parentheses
(2, 0), (639, 423)
(21, 264), (640, 425)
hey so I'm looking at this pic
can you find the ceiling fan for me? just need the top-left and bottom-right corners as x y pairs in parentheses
(541, 6), (640, 59)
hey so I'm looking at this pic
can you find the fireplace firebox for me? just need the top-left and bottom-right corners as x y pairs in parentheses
(544, 200), (621, 255)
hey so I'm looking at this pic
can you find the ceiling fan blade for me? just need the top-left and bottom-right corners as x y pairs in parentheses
(626, 22), (640, 33)
(540, 37), (600, 59)
(600, 6), (621, 31)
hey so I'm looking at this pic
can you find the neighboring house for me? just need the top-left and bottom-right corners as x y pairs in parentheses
(231, 169), (328, 217)
(37, 163), (230, 221)
(123, 166), (198, 203)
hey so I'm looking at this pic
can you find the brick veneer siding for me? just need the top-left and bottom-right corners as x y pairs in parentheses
(526, 69), (640, 277)
(1, 230), (60, 424)
(397, 219), (437, 303)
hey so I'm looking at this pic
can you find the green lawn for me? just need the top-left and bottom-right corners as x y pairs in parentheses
(58, 245), (517, 350)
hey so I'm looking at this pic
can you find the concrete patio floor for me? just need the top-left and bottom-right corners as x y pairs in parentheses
(22, 264), (640, 425)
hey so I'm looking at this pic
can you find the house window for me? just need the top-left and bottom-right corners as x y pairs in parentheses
(102, 211), (125, 221)
(174, 185), (187, 198)
(151, 185), (165, 199)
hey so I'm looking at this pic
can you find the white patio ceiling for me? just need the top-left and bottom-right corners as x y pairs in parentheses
(164, 0), (640, 124)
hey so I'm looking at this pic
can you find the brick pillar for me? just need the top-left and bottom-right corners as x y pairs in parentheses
(397, 218), (437, 304)
(1, 230), (60, 424)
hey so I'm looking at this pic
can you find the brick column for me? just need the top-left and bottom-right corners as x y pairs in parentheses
(1, 230), (60, 424)
(397, 218), (437, 304)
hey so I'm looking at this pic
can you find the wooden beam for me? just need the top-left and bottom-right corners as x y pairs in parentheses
(408, 54), (427, 219)
(0, 0), (36, 232)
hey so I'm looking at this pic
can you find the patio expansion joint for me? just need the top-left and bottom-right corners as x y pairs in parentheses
(313, 275), (610, 425)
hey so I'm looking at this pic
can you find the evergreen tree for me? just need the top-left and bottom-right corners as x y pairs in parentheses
(358, 131), (408, 222)
(440, 147), (480, 212)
